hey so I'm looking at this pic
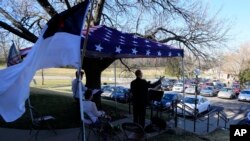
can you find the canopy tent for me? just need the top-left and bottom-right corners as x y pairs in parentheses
(80, 24), (186, 133)
(19, 25), (184, 59)
(0, 2), (184, 140)
(82, 25), (184, 59)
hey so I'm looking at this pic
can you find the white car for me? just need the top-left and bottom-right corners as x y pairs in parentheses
(185, 84), (196, 95)
(177, 95), (211, 116)
(172, 83), (184, 93)
(238, 89), (250, 102)
(217, 87), (236, 99)
(101, 85), (114, 99)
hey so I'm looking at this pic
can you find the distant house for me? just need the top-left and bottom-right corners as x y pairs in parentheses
(203, 67), (237, 84)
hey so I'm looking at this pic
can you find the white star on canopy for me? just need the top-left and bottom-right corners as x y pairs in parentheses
(132, 48), (138, 54)
(157, 51), (162, 56)
(95, 44), (103, 52)
(146, 50), (151, 56)
(168, 52), (172, 56)
(115, 46), (122, 53)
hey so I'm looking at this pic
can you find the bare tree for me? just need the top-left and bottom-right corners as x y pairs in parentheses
(0, 31), (9, 63)
(0, 0), (231, 107)
(222, 42), (250, 79)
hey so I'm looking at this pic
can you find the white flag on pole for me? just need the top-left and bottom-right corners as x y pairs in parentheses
(0, 1), (90, 122)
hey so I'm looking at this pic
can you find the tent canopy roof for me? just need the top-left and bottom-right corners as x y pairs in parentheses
(82, 25), (184, 58)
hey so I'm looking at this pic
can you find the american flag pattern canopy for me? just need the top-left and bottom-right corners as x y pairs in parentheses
(82, 25), (184, 58)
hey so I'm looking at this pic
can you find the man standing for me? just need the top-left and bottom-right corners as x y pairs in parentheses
(72, 70), (87, 102)
(130, 69), (162, 127)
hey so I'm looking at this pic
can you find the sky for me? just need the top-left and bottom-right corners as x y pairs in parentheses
(205, 0), (250, 50)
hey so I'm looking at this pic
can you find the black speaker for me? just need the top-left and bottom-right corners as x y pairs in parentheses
(148, 89), (163, 102)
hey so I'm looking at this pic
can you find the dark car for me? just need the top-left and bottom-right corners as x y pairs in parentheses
(161, 78), (173, 91)
(110, 86), (130, 103)
(153, 91), (183, 110)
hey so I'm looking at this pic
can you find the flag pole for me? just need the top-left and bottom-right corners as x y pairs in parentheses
(77, 1), (94, 141)
(12, 40), (22, 61)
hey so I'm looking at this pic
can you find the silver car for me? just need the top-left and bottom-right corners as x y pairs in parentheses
(217, 87), (236, 99)
(172, 83), (184, 93)
(238, 89), (250, 102)
(200, 86), (217, 97)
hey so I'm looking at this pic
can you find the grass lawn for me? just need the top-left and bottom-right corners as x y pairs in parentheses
(0, 75), (229, 141)
(0, 87), (128, 129)
(0, 86), (230, 141)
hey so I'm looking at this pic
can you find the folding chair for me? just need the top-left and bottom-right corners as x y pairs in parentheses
(79, 113), (120, 141)
(29, 105), (57, 139)
(121, 122), (147, 141)
(78, 112), (102, 141)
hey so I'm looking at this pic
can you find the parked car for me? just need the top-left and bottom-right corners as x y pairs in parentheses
(153, 91), (183, 109)
(161, 78), (173, 91)
(205, 82), (214, 87)
(110, 86), (130, 103)
(172, 82), (184, 93)
(200, 86), (217, 97)
(217, 87), (236, 99)
(238, 89), (250, 102)
(101, 85), (114, 99)
(232, 84), (241, 95)
(177, 95), (211, 116)
(184, 84), (200, 95)
(214, 83), (226, 93)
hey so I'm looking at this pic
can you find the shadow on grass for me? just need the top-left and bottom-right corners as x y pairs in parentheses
(0, 87), (128, 129)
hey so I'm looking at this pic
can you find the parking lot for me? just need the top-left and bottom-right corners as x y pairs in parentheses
(174, 93), (250, 134)
(199, 95), (250, 112)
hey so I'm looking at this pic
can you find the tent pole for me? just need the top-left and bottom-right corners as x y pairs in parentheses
(181, 57), (186, 132)
(77, 1), (93, 141)
(114, 61), (117, 115)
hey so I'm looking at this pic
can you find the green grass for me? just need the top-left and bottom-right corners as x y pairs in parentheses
(0, 87), (129, 129)
(0, 87), (229, 141)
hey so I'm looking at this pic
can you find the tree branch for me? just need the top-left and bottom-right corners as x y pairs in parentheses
(0, 21), (37, 43)
(93, 0), (105, 25)
(36, 0), (58, 17)
(0, 7), (37, 41)
(64, 0), (71, 9)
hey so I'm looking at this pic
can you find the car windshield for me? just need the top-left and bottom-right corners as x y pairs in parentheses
(162, 94), (175, 101)
(241, 90), (250, 94)
(114, 88), (124, 93)
(184, 97), (198, 104)
(102, 86), (113, 92)
(204, 87), (212, 90)
(175, 83), (183, 87)
(232, 85), (240, 88)
(221, 88), (232, 91)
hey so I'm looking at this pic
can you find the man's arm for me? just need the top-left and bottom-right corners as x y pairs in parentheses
(91, 102), (104, 117)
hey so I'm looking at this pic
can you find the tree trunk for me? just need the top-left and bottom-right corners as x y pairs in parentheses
(82, 57), (115, 109)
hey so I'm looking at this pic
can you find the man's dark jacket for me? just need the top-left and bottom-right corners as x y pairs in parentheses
(130, 78), (161, 107)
